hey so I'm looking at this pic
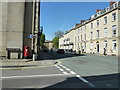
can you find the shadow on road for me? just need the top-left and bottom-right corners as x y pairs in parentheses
(44, 77), (92, 88)
(37, 51), (86, 60)
(43, 73), (119, 89)
(2, 73), (119, 89)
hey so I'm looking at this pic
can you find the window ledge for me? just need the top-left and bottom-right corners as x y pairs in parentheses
(112, 20), (116, 22)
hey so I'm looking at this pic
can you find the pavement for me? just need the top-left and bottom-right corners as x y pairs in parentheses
(0, 51), (58, 68)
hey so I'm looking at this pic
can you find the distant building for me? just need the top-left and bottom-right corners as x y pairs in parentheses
(44, 40), (53, 50)
(59, 1), (120, 56)
(0, 1), (40, 58)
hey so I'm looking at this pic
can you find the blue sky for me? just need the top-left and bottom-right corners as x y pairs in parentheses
(40, 2), (110, 40)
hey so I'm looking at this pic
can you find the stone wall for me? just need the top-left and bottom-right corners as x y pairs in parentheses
(0, 2), (25, 58)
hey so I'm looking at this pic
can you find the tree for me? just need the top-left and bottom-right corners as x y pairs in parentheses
(40, 34), (45, 47)
(54, 31), (64, 37)
(52, 37), (59, 49)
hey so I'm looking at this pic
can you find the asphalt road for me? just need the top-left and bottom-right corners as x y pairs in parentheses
(52, 53), (119, 88)
(1, 52), (119, 89)
(2, 65), (92, 88)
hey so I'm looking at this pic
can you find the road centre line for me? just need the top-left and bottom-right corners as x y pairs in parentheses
(2, 74), (72, 79)
(76, 75), (95, 88)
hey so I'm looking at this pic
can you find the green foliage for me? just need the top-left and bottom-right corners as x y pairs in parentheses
(40, 34), (45, 46)
(52, 37), (59, 49)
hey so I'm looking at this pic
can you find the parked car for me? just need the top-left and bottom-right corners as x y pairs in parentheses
(56, 49), (64, 54)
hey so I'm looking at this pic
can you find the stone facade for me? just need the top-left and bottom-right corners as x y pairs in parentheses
(59, 1), (120, 56)
(44, 40), (53, 50)
(0, 1), (40, 58)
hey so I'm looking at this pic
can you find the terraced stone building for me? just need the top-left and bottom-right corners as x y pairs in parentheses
(59, 1), (120, 56)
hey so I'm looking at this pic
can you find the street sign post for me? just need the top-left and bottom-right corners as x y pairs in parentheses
(29, 34), (38, 38)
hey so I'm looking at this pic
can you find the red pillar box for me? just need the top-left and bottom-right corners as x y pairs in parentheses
(24, 46), (29, 59)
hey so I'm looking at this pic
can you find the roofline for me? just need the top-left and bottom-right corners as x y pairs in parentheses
(74, 6), (119, 29)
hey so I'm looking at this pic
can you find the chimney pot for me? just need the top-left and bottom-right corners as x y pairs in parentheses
(96, 9), (102, 13)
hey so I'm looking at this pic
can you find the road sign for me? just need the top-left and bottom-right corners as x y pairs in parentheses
(29, 35), (38, 38)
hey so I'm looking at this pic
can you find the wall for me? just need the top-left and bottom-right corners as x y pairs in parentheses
(0, 2), (25, 58)
(118, 8), (120, 56)
(23, 2), (33, 58)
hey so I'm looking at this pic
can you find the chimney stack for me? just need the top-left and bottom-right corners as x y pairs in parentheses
(80, 20), (86, 24)
(110, 1), (116, 6)
(96, 9), (102, 13)
(66, 31), (69, 33)
(76, 24), (80, 26)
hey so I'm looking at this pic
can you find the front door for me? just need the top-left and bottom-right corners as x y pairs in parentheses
(97, 42), (99, 53)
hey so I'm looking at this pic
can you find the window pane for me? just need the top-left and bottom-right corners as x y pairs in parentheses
(112, 25), (116, 36)
(104, 28), (107, 37)
(104, 17), (107, 24)
(112, 40), (116, 50)
(112, 13), (116, 21)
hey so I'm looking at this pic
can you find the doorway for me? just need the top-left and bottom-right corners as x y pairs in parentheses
(96, 42), (99, 53)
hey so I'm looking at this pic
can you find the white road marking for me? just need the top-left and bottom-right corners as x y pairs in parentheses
(56, 64), (95, 88)
(76, 75), (95, 88)
(55, 65), (57, 67)
(66, 68), (71, 71)
(55, 64), (69, 75)
(70, 71), (76, 74)
(56, 66), (60, 69)
(59, 64), (63, 67)
(59, 68), (64, 72)
(62, 66), (67, 69)
(2, 74), (72, 79)
(63, 72), (68, 75)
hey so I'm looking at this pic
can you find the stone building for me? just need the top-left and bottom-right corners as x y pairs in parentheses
(0, 0), (40, 58)
(44, 40), (53, 50)
(59, 1), (120, 56)
(59, 30), (74, 50)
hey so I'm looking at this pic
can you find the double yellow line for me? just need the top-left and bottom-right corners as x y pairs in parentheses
(0, 60), (62, 70)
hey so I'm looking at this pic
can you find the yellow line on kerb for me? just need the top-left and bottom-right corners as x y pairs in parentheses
(0, 60), (62, 70)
